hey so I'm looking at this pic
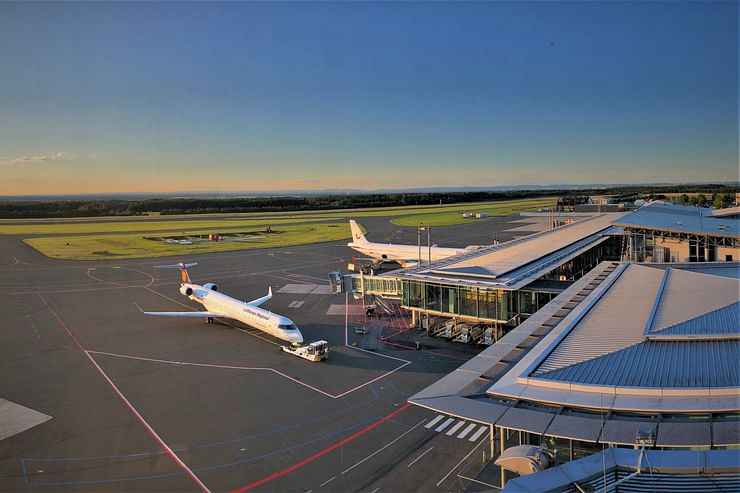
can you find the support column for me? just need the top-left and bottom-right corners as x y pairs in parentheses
(490, 424), (495, 461)
(500, 427), (506, 488)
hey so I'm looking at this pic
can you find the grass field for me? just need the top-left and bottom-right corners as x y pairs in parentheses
(1, 215), (350, 235)
(390, 197), (557, 227)
(24, 223), (350, 260)
(0, 198), (558, 235)
(18, 197), (557, 260)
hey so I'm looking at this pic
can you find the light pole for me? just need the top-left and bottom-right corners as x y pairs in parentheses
(417, 225), (422, 265)
(427, 226), (431, 266)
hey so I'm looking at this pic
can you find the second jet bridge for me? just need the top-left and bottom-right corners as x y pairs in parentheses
(328, 272), (402, 300)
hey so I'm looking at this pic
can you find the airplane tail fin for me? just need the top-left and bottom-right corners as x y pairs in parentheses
(349, 220), (367, 244)
(155, 262), (197, 283)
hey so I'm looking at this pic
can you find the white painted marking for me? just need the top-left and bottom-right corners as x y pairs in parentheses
(294, 300), (305, 308)
(320, 476), (336, 487)
(457, 423), (477, 440)
(84, 354), (212, 492)
(436, 430), (490, 487)
(341, 419), (426, 475)
(90, 349), (411, 400)
(445, 420), (465, 436)
(406, 446), (434, 468)
(434, 417), (455, 433)
(468, 425), (488, 442)
(370, 488), (380, 493)
(425, 415), (445, 429)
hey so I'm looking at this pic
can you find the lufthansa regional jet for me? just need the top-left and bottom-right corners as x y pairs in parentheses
(347, 220), (476, 267)
(140, 263), (303, 345)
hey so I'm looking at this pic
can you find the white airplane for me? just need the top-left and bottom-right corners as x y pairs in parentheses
(140, 263), (303, 345)
(347, 220), (476, 267)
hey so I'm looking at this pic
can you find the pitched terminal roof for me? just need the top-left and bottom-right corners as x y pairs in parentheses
(613, 202), (739, 237)
(391, 213), (620, 290)
(528, 266), (740, 389)
(408, 262), (740, 444)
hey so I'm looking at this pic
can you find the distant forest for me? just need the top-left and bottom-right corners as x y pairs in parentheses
(0, 184), (736, 218)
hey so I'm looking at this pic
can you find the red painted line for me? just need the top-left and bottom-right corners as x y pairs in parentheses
(229, 402), (412, 493)
(39, 295), (211, 493)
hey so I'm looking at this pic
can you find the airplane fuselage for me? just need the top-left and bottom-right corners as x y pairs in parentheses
(184, 283), (304, 344)
(347, 241), (466, 266)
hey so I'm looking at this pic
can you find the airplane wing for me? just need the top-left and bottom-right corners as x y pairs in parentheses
(136, 303), (226, 318)
(247, 287), (272, 307)
(141, 310), (227, 318)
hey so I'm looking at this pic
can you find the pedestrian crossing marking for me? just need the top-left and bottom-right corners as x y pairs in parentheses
(457, 423), (477, 440)
(446, 420), (465, 436)
(425, 415), (444, 429)
(435, 417), (455, 433)
(468, 425), (488, 442)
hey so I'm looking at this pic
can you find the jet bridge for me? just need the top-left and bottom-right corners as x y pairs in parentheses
(328, 272), (402, 300)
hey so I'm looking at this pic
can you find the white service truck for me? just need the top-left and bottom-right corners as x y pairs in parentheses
(281, 340), (329, 362)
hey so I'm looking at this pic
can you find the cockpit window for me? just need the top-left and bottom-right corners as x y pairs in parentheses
(279, 324), (298, 331)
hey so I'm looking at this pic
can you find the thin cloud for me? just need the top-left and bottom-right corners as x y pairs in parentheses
(0, 151), (66, 165)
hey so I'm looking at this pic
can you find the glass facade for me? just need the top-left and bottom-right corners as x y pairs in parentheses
(478, 289), (498, 320)
(396, 241), (614, 324)
(400, 281), (558, 323)
(441, 285), (457, 314)
(460, 286), (478, 318)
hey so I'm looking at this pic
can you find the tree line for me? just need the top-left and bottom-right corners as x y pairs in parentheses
(0, 184), (735, 218)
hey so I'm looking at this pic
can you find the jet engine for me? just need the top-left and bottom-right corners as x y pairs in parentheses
(203, 283), (218, 291)
(180, 285), (193, 296)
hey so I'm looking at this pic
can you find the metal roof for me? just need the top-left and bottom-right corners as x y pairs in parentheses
(496, 406), (555, 434)
(536, 340), (740, 388)
(503, 448), (740, 493)
(613, 202), (739, 238)
(648, 301), (739, 339)
(656, 421), (712, 447)
(391, 213), (619, 290)
(667, 263), (740, 279)
(712, 420), (740, 447)
(649, 268), (740, 333)
(530, 265), (740, 387)
(410, 395), (508, 425)
(408, 261), (739, 439)
(544, 413), (604, 441)
(599, 419), (657, 446)
(533, 264), (661, 375)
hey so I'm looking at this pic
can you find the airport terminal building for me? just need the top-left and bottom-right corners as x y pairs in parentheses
(355, 214), (624, 341)
(409, 260), (740, 489)
(348, 203), (739, 343)
(616, 202), (739, 263)
(337, 203), (740, 489)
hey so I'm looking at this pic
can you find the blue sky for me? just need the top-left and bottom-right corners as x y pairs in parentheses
(0, 1), (737, 194)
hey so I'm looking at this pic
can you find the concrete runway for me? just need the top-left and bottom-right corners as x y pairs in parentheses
(0, 214), (545, 492)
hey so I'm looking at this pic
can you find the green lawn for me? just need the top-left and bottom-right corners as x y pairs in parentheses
(0, 215), (342, 236)
(0, 198), (558, 235)
(24, 223), (351, 260)
(390, 197), (557, 227)
(17, 197), (559, 260)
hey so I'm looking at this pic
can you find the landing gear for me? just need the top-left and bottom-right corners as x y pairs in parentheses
(207, 317), (214, 324)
